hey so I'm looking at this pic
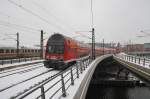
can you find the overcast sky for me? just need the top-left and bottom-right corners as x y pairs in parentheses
(0, 0), (150, 47)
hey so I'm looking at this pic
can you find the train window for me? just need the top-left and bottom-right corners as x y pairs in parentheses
(22, 49), (24, 53)
(6, 49), (10, 53)
(11, 49), (14, 53)
(0, 49), (4, 53)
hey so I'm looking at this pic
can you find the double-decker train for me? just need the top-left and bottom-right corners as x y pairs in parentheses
(0, 47), (40, 60)
(44, 33), (116, 70)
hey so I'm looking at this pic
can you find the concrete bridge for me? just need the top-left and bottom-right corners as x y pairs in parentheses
(11, 54), (150, 99)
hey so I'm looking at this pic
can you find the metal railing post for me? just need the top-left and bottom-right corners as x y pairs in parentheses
(19, 58), (20, 63)
(76, 63), (79, 78)
(85, 60), (88, 68)
(40, 86), (45, 99)
(132, 56), (133, 62)
(143, 58), (145, 66)
(11, 59), (12, 64)
(61, 73), (66, 97)
(2, 60), (3, 65)
(135, 57), (136, 63)
(83, 60), (85, 71)
(139, 58), (140, 64)
(70, 68), (74, 85)
(80, 61), (83, 74)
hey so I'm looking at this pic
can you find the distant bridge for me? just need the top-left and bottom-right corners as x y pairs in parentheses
(128, 51), (150, 57)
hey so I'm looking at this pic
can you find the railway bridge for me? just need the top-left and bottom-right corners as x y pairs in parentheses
(1, 54), (150, 99)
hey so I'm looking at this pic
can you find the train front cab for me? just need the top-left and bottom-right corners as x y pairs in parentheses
(44, 34), (68, 70)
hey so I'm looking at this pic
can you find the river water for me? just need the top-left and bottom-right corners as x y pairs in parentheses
(86, 85), (150, 99)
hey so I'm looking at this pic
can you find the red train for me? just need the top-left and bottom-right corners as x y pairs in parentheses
(44, 33), (116, 69)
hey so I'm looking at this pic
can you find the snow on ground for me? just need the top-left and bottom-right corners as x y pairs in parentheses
(0, 63), (43, 77)
(0, 57), (92, 99)
(0, 63), (59, 99)
(0, 59), (44, 69)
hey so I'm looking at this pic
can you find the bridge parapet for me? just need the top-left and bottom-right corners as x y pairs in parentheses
(10, 56), (91, 99)
(117, 53), (150, 68)
(9, 55), (113, 99)
(72, 54), (113, 99)
(114, 54), (150, 82)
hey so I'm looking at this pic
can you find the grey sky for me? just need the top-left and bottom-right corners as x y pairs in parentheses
(0, 0), (150, 47)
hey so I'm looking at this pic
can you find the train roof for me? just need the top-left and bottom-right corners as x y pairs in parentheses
(0, 46), (40, 50)
(0, 47), (16, 49)
(48, 33), (75, 42)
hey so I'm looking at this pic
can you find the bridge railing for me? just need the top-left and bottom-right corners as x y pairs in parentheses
(117, 54), (150, 68)
(11, 56), (91, 99)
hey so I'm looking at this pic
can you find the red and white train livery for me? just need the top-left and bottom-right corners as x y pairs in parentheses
(44, 33), (116, 69)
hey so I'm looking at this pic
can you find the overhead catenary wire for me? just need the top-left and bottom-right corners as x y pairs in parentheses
(0, 20), (40, 32)
(31, 0), (75, 32)
(0, 24), (40, 34)
(8, 0), (68, 33)
(90, 0), (94, 28)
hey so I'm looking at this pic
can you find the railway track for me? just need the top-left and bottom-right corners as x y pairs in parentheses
(0, 60), (43, 71)
(0, 63), (43, 75)
(0, 65), (43, 78)
(0, 68), (55, 92)
(0, 64), (60, 99)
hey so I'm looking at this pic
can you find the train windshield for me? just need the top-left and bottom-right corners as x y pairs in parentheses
(47, 34), (65, 54)
(48, 44), (64, 54)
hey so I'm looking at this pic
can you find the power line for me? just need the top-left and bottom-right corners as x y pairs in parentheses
(0, 20), (40, 32)
(8, 0), (67, 32)
(0, 24), (42, 35)
(31, 0), (74, 32)
(90, 0), (94, 28)
(75, 31), (92, 39)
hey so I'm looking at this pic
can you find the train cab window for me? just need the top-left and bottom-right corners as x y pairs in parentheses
(0, 49), (4, 53)
(47, 34), (65, 54)
(48, 44), (64, 54)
